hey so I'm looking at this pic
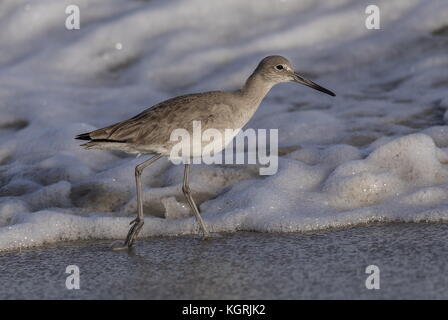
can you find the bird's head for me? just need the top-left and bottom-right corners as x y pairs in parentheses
(255, 55), (335, 96)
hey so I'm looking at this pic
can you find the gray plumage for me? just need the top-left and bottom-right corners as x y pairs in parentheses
(78, 91), (256, 154)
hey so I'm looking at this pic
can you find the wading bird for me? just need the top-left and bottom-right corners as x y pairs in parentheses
(76, 55), (335, 249)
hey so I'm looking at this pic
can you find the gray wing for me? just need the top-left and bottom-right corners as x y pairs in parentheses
(77, 92), (235, 145)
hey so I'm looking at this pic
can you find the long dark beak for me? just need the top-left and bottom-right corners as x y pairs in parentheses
(293, 72), (335, 96)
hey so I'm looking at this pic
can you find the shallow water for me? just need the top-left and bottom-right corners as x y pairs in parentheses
(1, 222), (447, 299)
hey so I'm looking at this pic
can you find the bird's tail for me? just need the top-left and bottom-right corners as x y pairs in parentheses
(78, 140), (128, 151)
(75, 131), (127, 150)
(75, 132), (92, 140)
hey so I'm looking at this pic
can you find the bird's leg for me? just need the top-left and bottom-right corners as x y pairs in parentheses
(122, 154), (163, 249)
(182, 164), (210, 239)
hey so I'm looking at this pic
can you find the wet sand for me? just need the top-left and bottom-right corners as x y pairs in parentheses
(1, 222), (447, 299)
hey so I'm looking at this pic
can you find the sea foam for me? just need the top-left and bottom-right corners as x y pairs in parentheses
(1, 0), (448, 251)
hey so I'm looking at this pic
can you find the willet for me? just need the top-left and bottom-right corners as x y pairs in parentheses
(76, 55), (335, 249)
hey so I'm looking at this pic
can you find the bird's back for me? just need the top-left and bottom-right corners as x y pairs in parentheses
(77, 90), (253, 154)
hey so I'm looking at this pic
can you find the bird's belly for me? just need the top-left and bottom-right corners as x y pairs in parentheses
(168, 127), (241, 160)
(194, 127), (241, 157)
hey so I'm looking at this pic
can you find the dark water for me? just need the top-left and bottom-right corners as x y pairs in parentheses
(1, 222), (447, 299)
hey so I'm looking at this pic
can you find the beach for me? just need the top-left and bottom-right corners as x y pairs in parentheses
(1, 222), (447, 299)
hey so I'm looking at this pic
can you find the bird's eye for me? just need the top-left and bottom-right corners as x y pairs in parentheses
(275, 65), (284, 70)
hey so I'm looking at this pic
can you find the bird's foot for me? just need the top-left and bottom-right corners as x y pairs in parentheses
(111, 218), (144, 250)
(124, 217), (144, 247)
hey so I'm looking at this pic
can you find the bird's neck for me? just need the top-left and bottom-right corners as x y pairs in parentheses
(239, 73), (274, 106)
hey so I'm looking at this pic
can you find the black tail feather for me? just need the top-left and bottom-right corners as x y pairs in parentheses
(75, 133), (91, 140)
(75, 133), (127, 143)
(75, 133), (92, 140)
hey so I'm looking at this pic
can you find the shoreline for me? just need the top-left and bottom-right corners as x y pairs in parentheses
(1, 221), (447, 299)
